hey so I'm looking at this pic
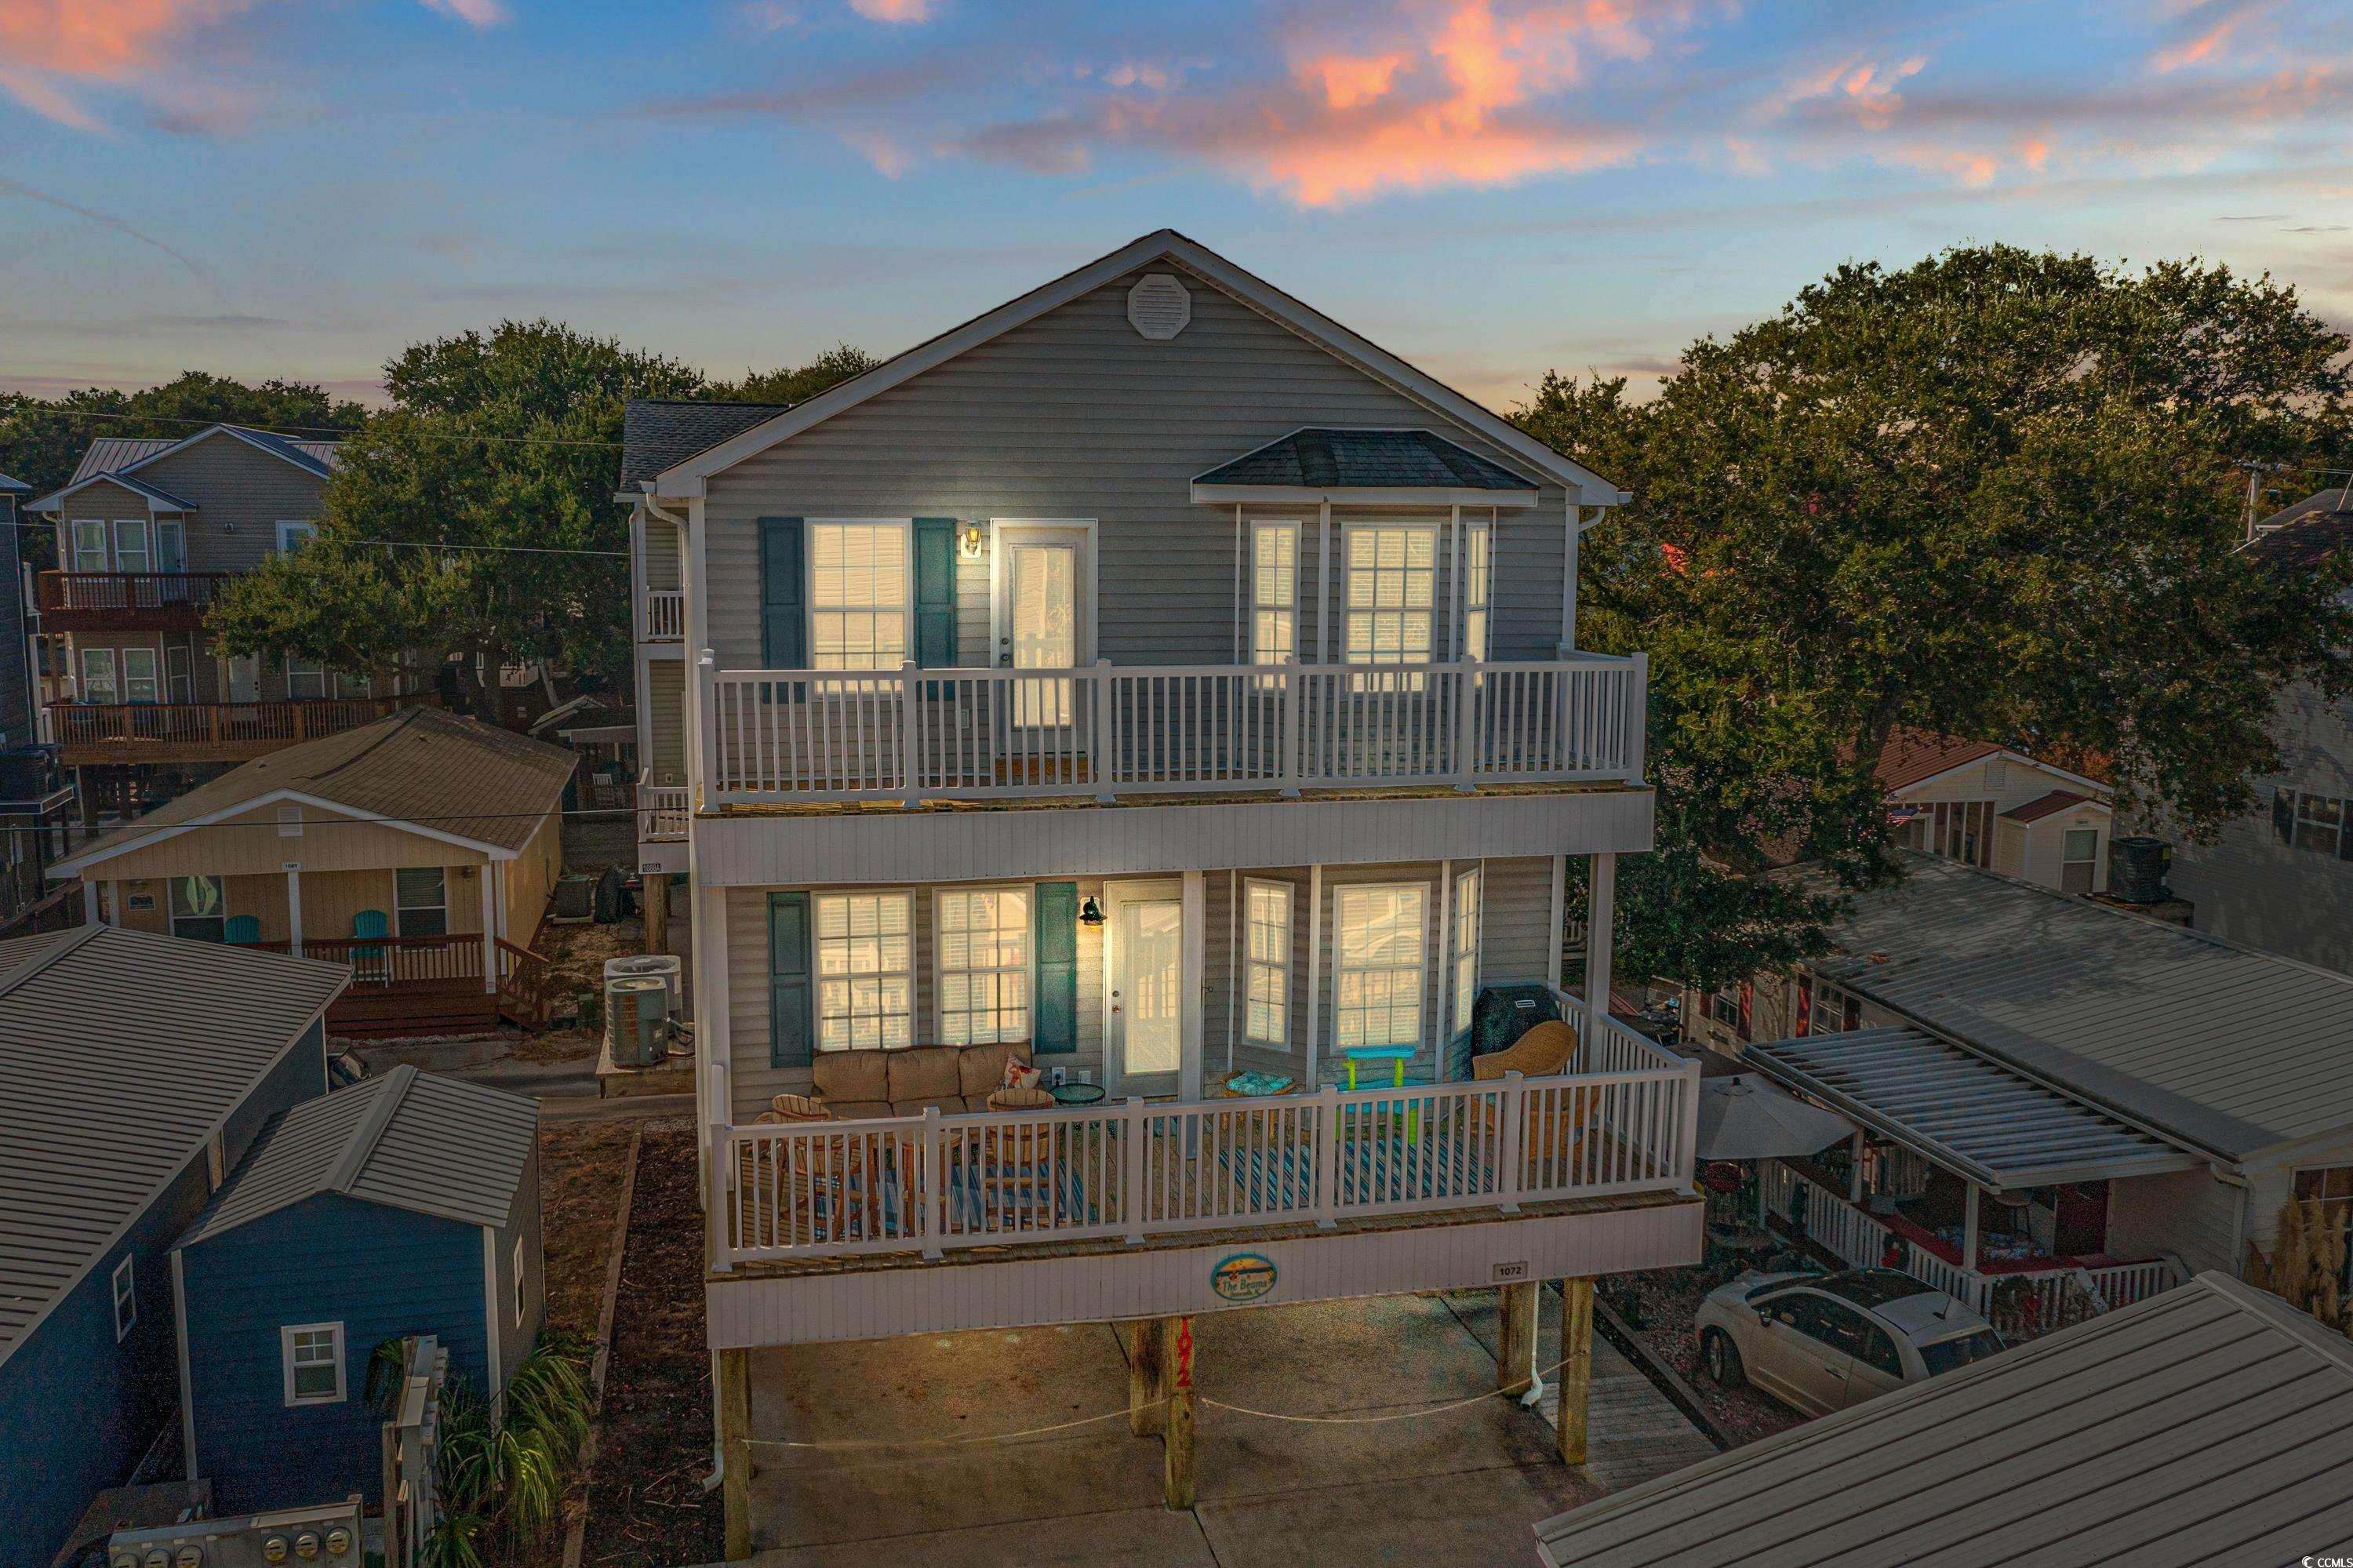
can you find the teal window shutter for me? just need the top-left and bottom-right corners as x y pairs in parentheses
(769, 892), (813, 1068)
(914, 517), (958, 668)
(1034, 882), (1078, 1054)
(758, 517), (806, 668)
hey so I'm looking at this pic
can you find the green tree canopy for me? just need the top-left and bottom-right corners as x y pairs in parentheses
(1518, 246), (2353, 988)
(205, 326), (878, 721)
(713, 344), (882, 405)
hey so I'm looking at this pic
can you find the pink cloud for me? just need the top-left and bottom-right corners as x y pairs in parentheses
(849, 0), (936, 21)
(420, 0), (512, 26)
(2148, 0), (2275, 72)
(1298, 53), (1409, 110)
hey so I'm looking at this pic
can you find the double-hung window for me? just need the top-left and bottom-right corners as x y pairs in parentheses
(80, 647), (119, 704)
(276, 520), (317, 553)
(71, 519), (109, 573)
(1242, 879), (1293, 1047)
(813, 891), (913, 1051)
(282, 1322), (345, 1406)
(121, 647), (160, 704)
(171, 875), (226, 942)
(113, 519), (151, 573)
(1461, 519), (1492, 662)
(1344, 524), (1437, 687)
(165, 646), (194, 702)
(2061, 828), (2100, 894)
(1333, 884), (1427, 1050)
(1450, 866), (1482, 1037)
(395, 868), (448, 937)
(809, 522), (909, 671)
(1250, 521), (1299, 675)
(936, 886), (1031, 1046)
(111, 1257), (136, 1341)
(285, 656), (326, 700)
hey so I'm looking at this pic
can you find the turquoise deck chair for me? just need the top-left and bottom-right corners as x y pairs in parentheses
(223, 915), (260, 945)
(352, 909), (389, 977)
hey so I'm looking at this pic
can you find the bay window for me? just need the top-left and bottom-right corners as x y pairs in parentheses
(1344, 524), (1436, 681)
(1250, 520), (1299, 672)
(1243, 879), (1293, 1047)
(1451, 866), (1482, 1037)
(1333, 883), (1427, 1050)
(936, 886), (1031, 1046)
(814, 891), (914, 1051)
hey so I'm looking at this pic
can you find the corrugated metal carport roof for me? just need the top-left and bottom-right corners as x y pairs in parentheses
(1747, 1025), (2199, 1190)
(1535, 1273), (2353, 1568)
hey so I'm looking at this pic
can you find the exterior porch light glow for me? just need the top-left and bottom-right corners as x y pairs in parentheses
(1078, 895), (1104, 927)
(959, 523), (985, 560)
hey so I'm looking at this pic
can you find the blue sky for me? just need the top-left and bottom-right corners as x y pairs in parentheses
(2, 0), (2347, 410)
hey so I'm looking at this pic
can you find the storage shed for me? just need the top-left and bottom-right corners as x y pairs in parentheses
(170, 1064), (542, 1512)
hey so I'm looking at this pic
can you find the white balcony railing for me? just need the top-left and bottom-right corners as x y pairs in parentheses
(700, 655), (1646, 806)
(641, 589), (685, 642)
(1759, 1163), (2182, 1335)
(718, 1063), (1698, 1267)
(638, 773), (689, 842)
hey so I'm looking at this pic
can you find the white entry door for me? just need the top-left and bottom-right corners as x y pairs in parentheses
(995, 523), (1091, 731)
(1107, 880), (1185, 1098)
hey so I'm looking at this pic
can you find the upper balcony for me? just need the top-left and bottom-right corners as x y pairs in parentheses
(37, 570), (231, 634)
(638, 587), (684, 643)
(50, 694), (435, 768)
(700, 654), (1646, 809)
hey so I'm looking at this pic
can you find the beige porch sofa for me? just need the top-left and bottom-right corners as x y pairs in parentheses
(809, 1043), (1035, 1119)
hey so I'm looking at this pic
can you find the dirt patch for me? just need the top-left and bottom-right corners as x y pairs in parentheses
(1600, 1237), (1809, 1449)
(538, 1119), (638, 1341)
(511, 918), (650, 1064)
(580, 1119), (722, 1566)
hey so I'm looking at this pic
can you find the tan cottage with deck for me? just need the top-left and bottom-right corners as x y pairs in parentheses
(53, 708), (570, 1033)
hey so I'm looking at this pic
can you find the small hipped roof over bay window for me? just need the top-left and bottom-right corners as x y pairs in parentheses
(1191, 427), (1543, 508)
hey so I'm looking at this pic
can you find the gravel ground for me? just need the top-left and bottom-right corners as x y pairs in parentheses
(1599, 1228), (1812, 1448)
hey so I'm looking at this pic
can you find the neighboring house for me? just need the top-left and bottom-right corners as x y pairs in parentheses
(23, 424), (430, 819)
(0, 471), (75, 933)
(618, 229), (1697, 1555)
(172, 1064), (541, 1514)
(50, 707), (571, 1034)
(1686, 854), (2353, 1336)
(0, 926), (348, 1568)
(1533, 1271), (2353, 1568)
(2160, 491), (2353, 973)
(1878, 727), (2112, 893)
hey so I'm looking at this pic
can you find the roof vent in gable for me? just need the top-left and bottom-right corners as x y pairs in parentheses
(1127, 273), (1191, 340)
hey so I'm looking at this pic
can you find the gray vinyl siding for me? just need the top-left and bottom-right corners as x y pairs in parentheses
(645, 660), (686, 783)
(698, 264), (1569, 675)
(119, 433), (327, 575)
(2164, 676), (2353, 975)
(487, 1139), (545, 1387)
(642, 518), (682, 594)
(0, 496), (30, 748)
(721, 860), (1558, 1120)
(2104, 1168), (2244, 1280)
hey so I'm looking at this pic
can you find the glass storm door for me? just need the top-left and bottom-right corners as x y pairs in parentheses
(1111, 893), (1185, 1097)
(1008, 541), (1076, 729)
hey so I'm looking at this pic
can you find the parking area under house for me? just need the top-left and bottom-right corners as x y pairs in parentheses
(726, 1286), (1718, 1566)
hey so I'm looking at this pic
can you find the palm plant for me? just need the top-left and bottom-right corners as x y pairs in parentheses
(424, 1336), (595, 1563)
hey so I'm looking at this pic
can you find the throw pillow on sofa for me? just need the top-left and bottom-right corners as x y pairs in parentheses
(1002, 1057), (1043, 1093)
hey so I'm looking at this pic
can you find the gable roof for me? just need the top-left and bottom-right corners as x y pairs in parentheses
(1192, 427), (1539, 499)
(1812, 853), (2353, 1161)
(0, 473), (27, 496)
(0, 927), (348, 1369)
(33, 424), (340, 513)
(2000, 788), (2106, 824)
(55, 708), (576, 874)
(620, 398), (788, 488)
(645, 230), (1627, 506)
(2246, 490), (2353, 575)
(177, 1064), (536, 1247)
(27, 471), (200, 515)
(1534, 1272), (2353, 1568)
(1872, 727), (2110, 799)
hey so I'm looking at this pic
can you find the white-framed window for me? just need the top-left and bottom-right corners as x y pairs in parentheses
(112, 518), (151, 573)
(285, 656), (325, 700)
(2061, 827), (2100, 895)
(809, 521), (909, 671)
(1809, 978), (1864, 1036)
(71, 518), (108, 573)
(935, 886), (1031, 1046)
(165, 644), (193, 702)
(1461, 518), (1492, 662)
(512, 1235), (527, 1328)
(122, 646), (159, 704)
(1242, 879), (1293, 1047)
(171, 874), (227, 942)
(1451, 865), (1482, 1037)
(276, 519), (318, 553)
(1344, 523), (1437, 685)
(1333, 883), (1427, 1050)
(79, 647), (120, 705)
(282, 1321), (345, 1406)
(395, 867), (448, 937)
(1249, 520), (1299, 673)
(814, 890), (914, 1051)
(111, 1256), (136, 1341)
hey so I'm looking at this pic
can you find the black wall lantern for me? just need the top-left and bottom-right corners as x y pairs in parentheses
(1078, 895), (1105, 928)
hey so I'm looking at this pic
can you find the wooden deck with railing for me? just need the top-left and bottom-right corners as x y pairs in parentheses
(718, 1016), (1697, 1269)
(700, 655), (1646, 807)
(253, 932), (550, 1035)
(36, 570), (231, 631)
(51, 693), (431, 766)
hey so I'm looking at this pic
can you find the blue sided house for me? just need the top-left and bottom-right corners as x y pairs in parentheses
(172, 1064), (544, 1513)
(0, 926), (348, 1568)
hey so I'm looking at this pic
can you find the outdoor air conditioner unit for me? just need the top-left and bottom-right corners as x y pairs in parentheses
(604, 954), (682, 1020)
(606, 976), (671, 1068)
(109, 1498), (363, 1568)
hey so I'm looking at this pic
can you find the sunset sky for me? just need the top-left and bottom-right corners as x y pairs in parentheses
(2, 0), (2347, 410)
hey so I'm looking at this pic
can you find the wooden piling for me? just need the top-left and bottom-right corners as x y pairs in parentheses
(1130, 1317), (1171, 1437)
(1497, 1282), (1539, 1396)
(1557, 1278), (1594, 1466)
(1163, 1315), (1197, 1510)
(718, 1347), (754, 1560)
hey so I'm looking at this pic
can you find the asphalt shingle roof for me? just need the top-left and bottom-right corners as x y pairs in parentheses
(65, 707), (576, 864)
(2247, 490), (2353, 576)
(1999, 788), (2101, 824)
(1195, 427), (1539, 493)
(620, 399), (788, 488)
(1535, 1273), (2353, 1568)
(0, 928), (349, 1365)
(178, 1064), (536, 1246)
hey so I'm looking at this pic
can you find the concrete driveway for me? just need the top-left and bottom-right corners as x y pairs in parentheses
(737, 1289), (1713, 1566)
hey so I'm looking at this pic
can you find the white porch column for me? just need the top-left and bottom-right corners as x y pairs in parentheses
(1180, 870), (1205, 1103)
(1303, 863), (1324, 1090)
(1582, 852), (1617, 1057)
(1962, 1182), (1981, 1273)
(107, 879), (123, 927)
(696, 880), (736, 1246)
(1315, 503), (1333, 664)
(1547, 855), (1567, 991)
(285, 868), (304, 959)
(479, 862), (499, 994)
(1848, 1130), (1866, 1203)
(82, 879), (98, 926)
(1434, 860), (1455, 1082)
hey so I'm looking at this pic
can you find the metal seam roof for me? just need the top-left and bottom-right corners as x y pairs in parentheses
(1747, 1025), (2201, 1189)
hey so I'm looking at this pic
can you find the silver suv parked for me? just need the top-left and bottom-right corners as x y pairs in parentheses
(1694, 1268), (2005, 1416)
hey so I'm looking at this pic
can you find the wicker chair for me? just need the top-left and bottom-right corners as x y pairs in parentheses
(1475, 1020), (1591, 1183)
(769, 1093), (833, 1122)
